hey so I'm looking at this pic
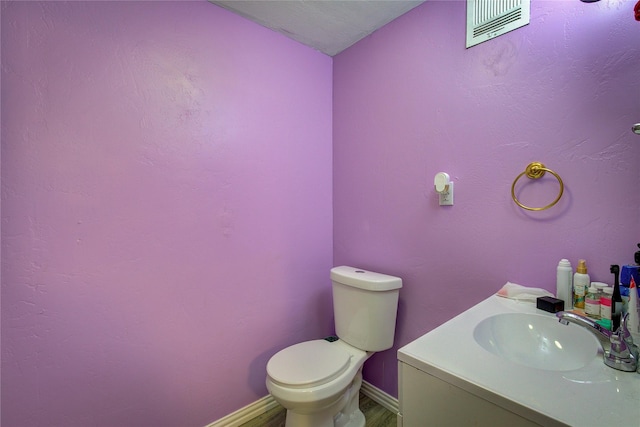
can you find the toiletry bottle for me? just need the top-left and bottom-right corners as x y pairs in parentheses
(585, 284), (600, 319)
(628, 277), (640, 344)
(621, 259), (639, 315)
(573, 259), (589, 310)
(600, 287), (613, 321)
(556, 259), (573, 309)
(619, 244), (640, 318)
(611, 265), (623, 331)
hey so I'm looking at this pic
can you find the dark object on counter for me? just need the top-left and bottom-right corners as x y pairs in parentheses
(611, 265), (623, 331)
(536, 296), (565, 313)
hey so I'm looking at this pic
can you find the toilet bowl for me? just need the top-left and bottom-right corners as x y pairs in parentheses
(266, 339), (371, 427)
(265, 266), (402, 427)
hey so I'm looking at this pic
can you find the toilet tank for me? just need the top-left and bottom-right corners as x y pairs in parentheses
(331, 266), (402, 352)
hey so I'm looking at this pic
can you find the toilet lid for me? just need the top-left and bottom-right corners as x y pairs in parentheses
(267, 340), (351, 387)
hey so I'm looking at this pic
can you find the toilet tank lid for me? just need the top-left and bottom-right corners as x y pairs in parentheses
(330, 266), (402, 291)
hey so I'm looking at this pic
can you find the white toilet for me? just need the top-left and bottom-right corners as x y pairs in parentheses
(266, 266), (402, 427)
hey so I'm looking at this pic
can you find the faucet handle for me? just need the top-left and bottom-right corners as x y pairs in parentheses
(609, 333), (631, 358)
(605, 333), (638, 372)
(606, 314), (638, 372)
(619, 313), (639, 362)
(620, 313), (632, 341)
(619, 313), (637, 350)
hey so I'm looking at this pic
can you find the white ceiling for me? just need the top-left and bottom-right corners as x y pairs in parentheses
(209, 0), (426, 56)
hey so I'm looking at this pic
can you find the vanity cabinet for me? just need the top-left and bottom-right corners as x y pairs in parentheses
(398, 362), (543, 427)
(394, 295), (638, 427)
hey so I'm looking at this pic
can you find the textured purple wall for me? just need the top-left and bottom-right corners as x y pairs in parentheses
(1, 1), (332, 426)
(3, 0), (640, 424)
(334, 0), (640, 397)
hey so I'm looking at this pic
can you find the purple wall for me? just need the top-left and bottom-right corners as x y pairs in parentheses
(3, 0), (640, 425)
(334, 0), (640, 396)
(1, 1), (332, 426)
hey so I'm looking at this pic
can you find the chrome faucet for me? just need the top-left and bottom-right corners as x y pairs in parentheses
(556, 311), (638, 372)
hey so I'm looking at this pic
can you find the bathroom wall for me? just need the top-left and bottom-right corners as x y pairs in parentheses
(1, 2), (332, 426)
(334, 0), (640, 397)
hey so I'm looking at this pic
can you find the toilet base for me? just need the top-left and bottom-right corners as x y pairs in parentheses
(285, 409), (365, 427)
(285, 409), (335, 427)
(334, 409), (365, 427)
(283, 370), (365, 427)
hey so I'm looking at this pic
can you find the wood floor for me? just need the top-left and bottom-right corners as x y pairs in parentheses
(239, 392), (397, 427)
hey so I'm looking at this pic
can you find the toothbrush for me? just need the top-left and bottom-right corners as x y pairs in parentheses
(611, 265), (623, 331)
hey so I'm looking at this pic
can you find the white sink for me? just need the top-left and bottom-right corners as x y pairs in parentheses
(473, 312), (599, 371)
(399, 295), (640, 426)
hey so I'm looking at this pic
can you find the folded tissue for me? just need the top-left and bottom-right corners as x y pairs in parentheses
(497, 282), (554, 302)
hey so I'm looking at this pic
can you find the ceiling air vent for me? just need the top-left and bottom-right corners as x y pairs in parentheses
(466, 0), (530, 48)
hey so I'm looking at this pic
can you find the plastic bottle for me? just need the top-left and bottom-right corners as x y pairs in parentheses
(627, 277), (639, 344)
(621, 260), (639, 317)
(573, 259), (590, 310)
(584, 284), (600, 319)
(556, 259), (573, 309)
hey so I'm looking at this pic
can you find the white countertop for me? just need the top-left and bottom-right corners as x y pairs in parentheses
(398, 295), (640, 426)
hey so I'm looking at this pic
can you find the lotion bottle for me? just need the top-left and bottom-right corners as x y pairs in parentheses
(556, 259), (573, 309)
(627, 277), (639, 344)
(573, 259), (590, 310)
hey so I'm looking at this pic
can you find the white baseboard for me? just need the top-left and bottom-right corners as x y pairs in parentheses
(205, 394), (279, 427)
(206, 380), (399, 427)
(360, 380), (399, 414)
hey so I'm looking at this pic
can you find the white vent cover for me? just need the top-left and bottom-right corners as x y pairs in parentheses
(466, 0), (530, 48)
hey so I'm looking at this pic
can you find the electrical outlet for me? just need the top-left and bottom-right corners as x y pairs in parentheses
(439, 182), (454, 206)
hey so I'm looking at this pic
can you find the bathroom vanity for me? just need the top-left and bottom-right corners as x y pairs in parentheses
(397, 294), (640, 427)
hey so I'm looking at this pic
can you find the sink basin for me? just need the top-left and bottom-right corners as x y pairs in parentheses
(399, 295), (640, 426)
(473, 312), (599, 371)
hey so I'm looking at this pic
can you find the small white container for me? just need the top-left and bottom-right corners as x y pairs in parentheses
(585, 285), (600, 319)
(600, 287), (613, 321)
(592, 282), (609, 296)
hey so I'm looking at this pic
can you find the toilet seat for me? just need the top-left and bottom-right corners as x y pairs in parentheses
(267, 340), (351, 388)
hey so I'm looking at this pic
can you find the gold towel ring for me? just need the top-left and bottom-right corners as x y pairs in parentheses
(511, 162), (564, 211)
